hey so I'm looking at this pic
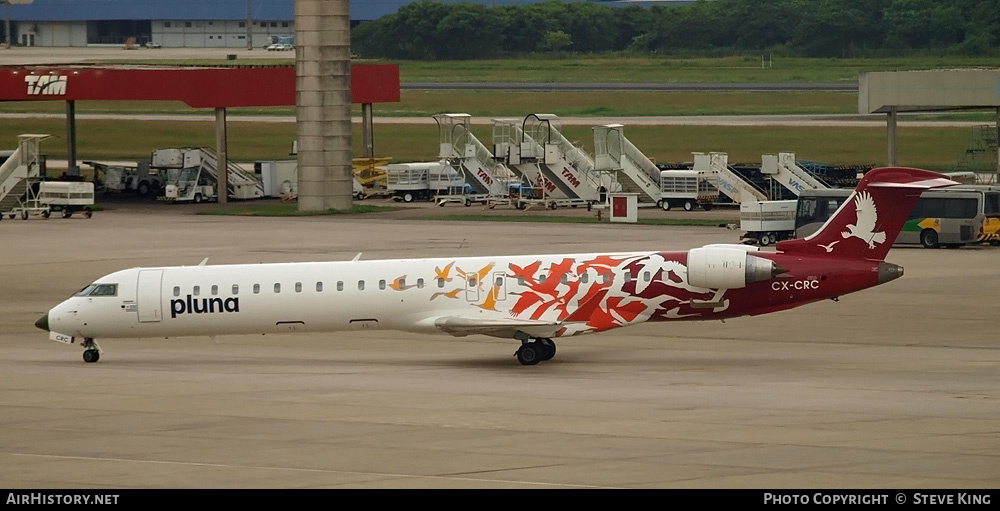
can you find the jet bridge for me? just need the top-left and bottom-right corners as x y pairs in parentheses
(697, 152), (768, 204)
(760, 152), (828, 196)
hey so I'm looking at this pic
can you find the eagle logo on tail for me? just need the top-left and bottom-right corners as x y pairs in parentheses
(841, 191), (886, 249)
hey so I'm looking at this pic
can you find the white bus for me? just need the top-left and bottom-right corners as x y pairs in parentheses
(795, 188), (989, 248)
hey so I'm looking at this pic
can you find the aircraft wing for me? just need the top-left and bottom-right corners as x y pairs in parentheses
(433, 316), (563, 338)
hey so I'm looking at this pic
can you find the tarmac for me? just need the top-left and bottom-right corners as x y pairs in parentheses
(0, 200), (997, 488)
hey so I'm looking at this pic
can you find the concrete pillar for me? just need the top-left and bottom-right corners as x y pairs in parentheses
(215, 107), (228, 205)
(886, 106), (897, 167)
(296, 0), (353, 212)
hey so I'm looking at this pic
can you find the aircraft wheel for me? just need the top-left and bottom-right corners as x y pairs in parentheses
(539, 338), (556, 361)
(920, 229), (939, 249)
(83, 350), (100, 363)
(515, 343), (541, 366)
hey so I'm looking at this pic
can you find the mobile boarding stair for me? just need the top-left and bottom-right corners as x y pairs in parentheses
(432, 114), (513, 206)
(698, 152), (768, 204)
(493, 115), (611, 209)
(153, 148), (264, 201)
(593, 124), (662, 206)
(760, 152), (829, 197)
(0, 134), (51, 220)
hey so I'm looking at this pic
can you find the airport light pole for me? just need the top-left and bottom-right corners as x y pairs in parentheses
(246, 0), (253, 50)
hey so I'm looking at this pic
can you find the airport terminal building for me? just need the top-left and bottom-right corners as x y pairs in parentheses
(2, 0), (676, 48)
(3, 0), (295, 48)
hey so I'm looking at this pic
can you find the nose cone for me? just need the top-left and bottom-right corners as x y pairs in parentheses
(35, 313), (49, 332)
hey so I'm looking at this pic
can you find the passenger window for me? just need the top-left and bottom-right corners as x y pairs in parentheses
(316, 282), (323, 292)
(518, 277), (525, 286)
(539, 275), (547, 283)
(437, 278), (445, 288)
(358, 281), (365, 291)
(337, 281), (343, 291)
(253, 284), (260, 294)
(173, 286), (180, 297)
(581, 273), (589, 284)
(211, 285), (218, 296)
(624, 273), (632, 283)
(295, 282), (302, 293)
(193, 285), (200, 296)
(495, 276), (503, 286)
(379, 280), (386, 290)
(232, 284), (239, 295)
(274, 283), (281, 293)
(417, 278), (424, 289)
(467, 277), (476, 287)
(643, 271), (650, 282)
(561, 275), (568, 284)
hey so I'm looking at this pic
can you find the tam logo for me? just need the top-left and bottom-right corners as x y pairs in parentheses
(477, 169), (493, 186)
(561, 167), (581, 188)
(170, 295), (240, 318)
(25, 75), (68, 96)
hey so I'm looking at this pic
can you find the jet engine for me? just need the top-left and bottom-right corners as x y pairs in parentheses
(686, 246), (785, 289)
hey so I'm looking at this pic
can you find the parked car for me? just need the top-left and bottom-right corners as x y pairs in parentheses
(145, 41), (161, 49)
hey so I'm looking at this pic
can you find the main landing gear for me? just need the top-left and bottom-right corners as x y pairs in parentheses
(82, 338), (102, 363)
(515, 337), (556, 366)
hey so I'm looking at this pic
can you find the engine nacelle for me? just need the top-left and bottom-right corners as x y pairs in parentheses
(686, 246), (782, 289)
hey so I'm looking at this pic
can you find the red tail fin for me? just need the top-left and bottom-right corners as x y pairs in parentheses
(777, 167), (956, 261)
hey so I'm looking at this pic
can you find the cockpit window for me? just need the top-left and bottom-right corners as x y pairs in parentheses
(76, 284), (118, 297)
(75, 284), (97, 296)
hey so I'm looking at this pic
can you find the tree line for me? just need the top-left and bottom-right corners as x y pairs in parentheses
(351, 0), (1000, 59)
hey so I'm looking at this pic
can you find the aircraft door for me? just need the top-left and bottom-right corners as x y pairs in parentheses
(465, 274), (479, 302)
(491, 272), (507, 302)
(136, 270), (163, 323)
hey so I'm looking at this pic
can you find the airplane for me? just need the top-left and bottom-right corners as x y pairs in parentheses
(35, 167), (955, 366)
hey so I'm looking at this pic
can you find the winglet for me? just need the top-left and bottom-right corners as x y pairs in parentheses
(777, 167), (956, 261)
(351, 253), (362, 262)
(198, 258), (209, 267)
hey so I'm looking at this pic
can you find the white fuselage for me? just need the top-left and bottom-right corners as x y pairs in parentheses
(46, 251), (668, 341)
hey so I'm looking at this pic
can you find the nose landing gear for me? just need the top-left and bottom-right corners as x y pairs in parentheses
(82, 338), (102, 363)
